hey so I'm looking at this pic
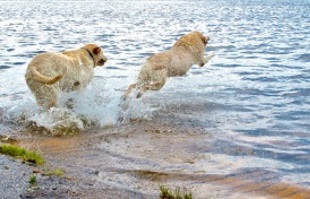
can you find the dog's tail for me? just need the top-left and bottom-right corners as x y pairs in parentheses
(31, 68), (62, 84)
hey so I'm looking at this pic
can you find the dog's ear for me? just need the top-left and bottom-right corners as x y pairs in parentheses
(93, 47), (101, 55)
(202, 36), (209, 45)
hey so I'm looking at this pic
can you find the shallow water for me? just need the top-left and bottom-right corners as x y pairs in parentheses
(0, 0), (310, 198)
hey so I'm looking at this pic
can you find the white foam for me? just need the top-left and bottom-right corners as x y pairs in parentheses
(0, 72), (156, 135)
(28, 108), (84, 135)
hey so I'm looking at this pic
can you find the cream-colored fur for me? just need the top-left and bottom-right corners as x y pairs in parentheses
(25, 43), (107, 110)
(124, 31), (214, 99)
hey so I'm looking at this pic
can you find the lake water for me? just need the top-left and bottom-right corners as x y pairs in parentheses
(0, 0), (309, 198)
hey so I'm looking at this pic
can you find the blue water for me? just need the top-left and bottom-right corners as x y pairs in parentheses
(0, 0), (309, 189)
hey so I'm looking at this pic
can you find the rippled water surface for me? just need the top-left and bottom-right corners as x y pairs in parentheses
(0, 0), (309, 198)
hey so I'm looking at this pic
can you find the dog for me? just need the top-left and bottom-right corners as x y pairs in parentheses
(25, 43), (108, 110)
(123, 31), (214, 99)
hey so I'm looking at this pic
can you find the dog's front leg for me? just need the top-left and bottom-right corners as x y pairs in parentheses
(199, 52), (215, 67)
(204, 52), (215, 64)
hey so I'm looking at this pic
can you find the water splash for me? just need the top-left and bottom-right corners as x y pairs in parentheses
(1, 79), (157, 135)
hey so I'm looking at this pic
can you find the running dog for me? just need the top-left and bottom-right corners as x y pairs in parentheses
(25, 43), (107, 110)
(123, 31), (214, 99)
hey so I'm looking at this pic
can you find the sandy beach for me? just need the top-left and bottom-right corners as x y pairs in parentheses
(1, 119), (310, 199)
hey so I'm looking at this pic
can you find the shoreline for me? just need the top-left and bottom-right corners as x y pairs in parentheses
(1, 121), (310, 199)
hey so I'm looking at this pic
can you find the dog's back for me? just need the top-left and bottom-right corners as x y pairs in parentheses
(25, 53), (67, 85)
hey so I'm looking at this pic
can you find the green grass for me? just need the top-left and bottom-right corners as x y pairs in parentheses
(160, 186), (193, 199)
(51, 168), (64, 176)
(28, 174), (40, 192)
(29, 175), (37, 186)
(0, 144), (44, 165)
(43, 168), (64, 176)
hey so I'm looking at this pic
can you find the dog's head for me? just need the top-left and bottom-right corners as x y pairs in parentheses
(202, 35), (210, 45)
(191, 31), (210, 46)
(83, 44), (108, 67)
(173, 31), (210, 51)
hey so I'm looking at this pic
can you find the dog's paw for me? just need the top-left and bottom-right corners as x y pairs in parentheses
(209, 51), (215, 58)
(121, 95), (127, 101)
(136, 92), (143, 98)
(117, 115), (124, 123)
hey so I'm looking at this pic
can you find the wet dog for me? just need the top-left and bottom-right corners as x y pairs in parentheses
(25, 44), (107, 110)
(123, 31), (214, 99)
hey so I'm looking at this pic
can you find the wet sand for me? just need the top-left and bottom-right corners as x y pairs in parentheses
(1, 120), (310, 199)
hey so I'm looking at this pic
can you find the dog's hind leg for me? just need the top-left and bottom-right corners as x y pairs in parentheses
(136, 80), (166, 98)
(123, 83), (137, 100)
(136, 85), (148, 98)
(33, 85), (58, 110)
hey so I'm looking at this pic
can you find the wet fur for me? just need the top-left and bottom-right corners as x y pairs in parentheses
(124, 31), (214, 99)
(25, 44), (107, 110)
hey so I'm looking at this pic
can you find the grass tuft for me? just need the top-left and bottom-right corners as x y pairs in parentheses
(43, 168), (64, 176)
(51, 168), (64, 176)
(0, 144), (44, 165)
(160, 185), (193, 199)
(29, 175), (37, 186)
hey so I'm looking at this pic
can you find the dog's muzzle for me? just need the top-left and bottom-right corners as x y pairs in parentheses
(98, 58), (107, 66)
